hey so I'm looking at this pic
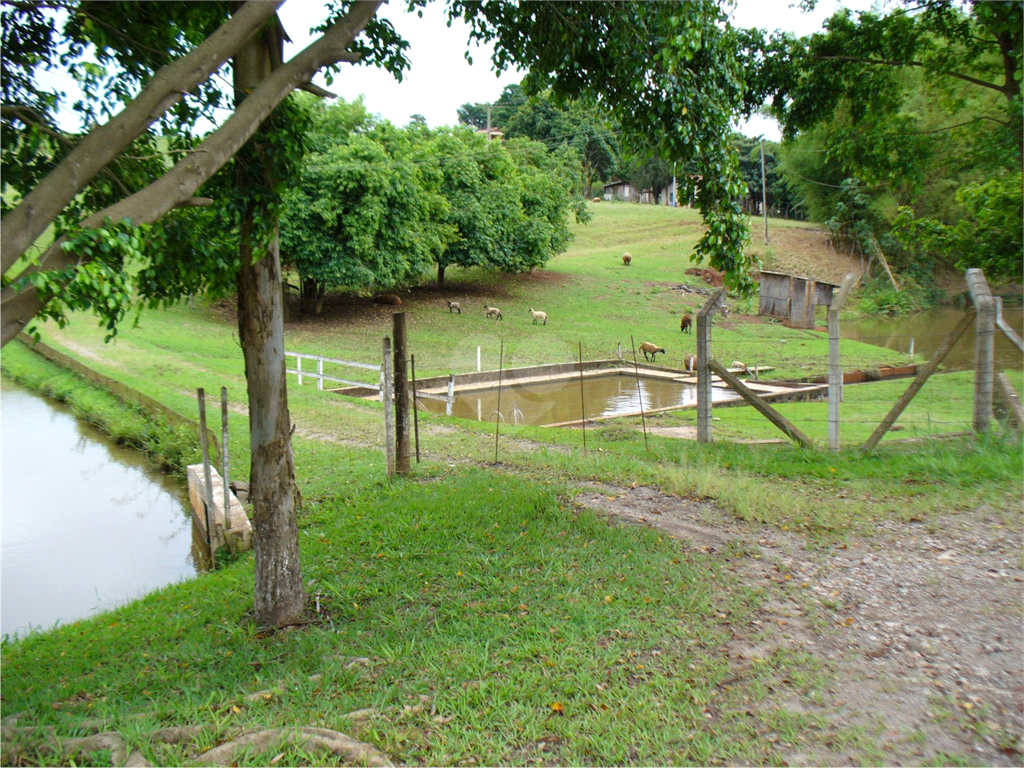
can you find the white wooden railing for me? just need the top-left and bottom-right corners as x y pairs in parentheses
(285, 351), (383, 398)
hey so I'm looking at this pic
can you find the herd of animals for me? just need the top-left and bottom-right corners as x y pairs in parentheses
(437, 251), (747, 374)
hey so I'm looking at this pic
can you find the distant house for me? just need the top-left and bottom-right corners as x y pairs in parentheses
(476, 128), (504, 140)
(603, 180), (636, 202)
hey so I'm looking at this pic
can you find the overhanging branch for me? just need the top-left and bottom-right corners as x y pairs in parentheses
(1, 0), (286, 275)
(0, 1), (380, 347)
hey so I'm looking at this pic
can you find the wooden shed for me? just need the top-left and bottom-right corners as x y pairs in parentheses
(758, 270), (839, 329)
(603, 180), (636, 202)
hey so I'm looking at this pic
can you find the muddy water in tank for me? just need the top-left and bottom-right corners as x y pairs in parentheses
(418, 373), (735, 426)
(842, 307), (1023, 370)
(1, 378), (197, 639)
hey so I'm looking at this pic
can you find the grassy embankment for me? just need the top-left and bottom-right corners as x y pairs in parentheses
(2, 203), (1021, 766)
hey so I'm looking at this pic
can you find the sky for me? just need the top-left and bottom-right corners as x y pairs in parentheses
(275, 0), (880, 141)
(38, 0), (880, 140)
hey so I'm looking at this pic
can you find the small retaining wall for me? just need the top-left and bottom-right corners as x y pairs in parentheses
(187, 465), (252, 555)
(18, 334), (219, 459)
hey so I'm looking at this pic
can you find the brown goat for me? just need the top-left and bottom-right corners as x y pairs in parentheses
(374, 294), (401, 306)
(638, 341), (665, 362)
(684, 354), (697, 373)
(680, 313), (692, 333)
(622, 252), (632, 266)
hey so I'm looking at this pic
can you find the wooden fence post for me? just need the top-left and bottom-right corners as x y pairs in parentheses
(382, 337), (395, 477)
(221, 387), (229, 523)
(393, 312), (410, 475)
(995, 296), (1024, 352)
(965, 269), (995, 432)
(196, 388), (217, 563)
(446, 374), (455, 417)
(827, 274), (858, 451)
(696, 287), (728, 443)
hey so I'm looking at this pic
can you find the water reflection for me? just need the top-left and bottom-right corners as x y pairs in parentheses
(1, 378), (196, 639)
(842, 307), (1023, 371)
(419, 373), (735, 426)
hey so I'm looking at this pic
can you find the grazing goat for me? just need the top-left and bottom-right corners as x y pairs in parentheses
(447, 300), (462, 314)
(638, 342), (665, 362)
(684, 354), (697, 373)
(483, 304), (503, 320)
(680, 313), (692, 333)
(731, 360), (748, 374)
(374, 294), (401, 306)
(622, 252), (632, 266)
(529, 308), (547, 325)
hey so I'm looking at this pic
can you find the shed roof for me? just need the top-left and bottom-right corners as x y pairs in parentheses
(758, 270), (840, 288)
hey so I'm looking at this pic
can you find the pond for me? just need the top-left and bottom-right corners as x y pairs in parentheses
(1, 378), (197, 639)
(842, 306), (1023, 371)
(417, 372), (738, 427)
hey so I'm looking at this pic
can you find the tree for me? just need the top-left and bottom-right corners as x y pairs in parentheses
(0, 0), (401, 627)
(743, 0), (1022, 281)
(430, 128), (581, 287)
(453, 2), (758, 293)
(280, 102), (453, 313)
(456, 82), (526, 130)
(2, 0), (786, 625)
(501, 92), (619, 198)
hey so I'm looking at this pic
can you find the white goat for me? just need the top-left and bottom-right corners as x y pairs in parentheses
(529, 308), (547, 325)
(484, 304), (502, 320)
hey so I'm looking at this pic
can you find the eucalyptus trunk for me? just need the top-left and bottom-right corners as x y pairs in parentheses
(233, 14), (304, 627)
(236, 220), (305, 626)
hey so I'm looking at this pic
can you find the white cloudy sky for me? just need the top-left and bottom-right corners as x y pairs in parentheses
(39, 0), (880, 140)
(275, 0), (879, 141)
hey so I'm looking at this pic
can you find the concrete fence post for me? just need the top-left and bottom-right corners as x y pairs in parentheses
(827, 274), (858, 451)
(965, 269), (995, 432)
(696, 287), (728, 443)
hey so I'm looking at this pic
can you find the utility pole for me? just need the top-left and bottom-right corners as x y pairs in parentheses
(486, 103), (492, 141)
(760, 139), (769, 244)
(672, 162), (677, 208)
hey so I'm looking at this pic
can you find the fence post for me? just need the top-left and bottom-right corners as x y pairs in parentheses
(317, 355), (324, 391)
(965, 269), (995, 432)
(296, 354), (302, 387)
(221, 387), (229, 527)
(393, 312), (411, 475)
(827, 274), (858, 451)
(696, 287), (728, 443)
(196, 388), (217, 564)
(382, 337), (395, 477)
(446, 374), (455, 417)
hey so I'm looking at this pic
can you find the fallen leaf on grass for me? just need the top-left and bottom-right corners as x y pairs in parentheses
(432, 714), (456, 724)
(550, 702), (564, 715)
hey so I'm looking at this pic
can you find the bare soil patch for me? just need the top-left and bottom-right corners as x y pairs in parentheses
(748, 226), (864, 286)
(574, 483), (1024, 766)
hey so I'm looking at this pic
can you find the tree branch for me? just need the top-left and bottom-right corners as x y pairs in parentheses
(1, 0), (285, 275)
(816, 55), (1010, 96)
(1, 105), (132, 197)
(0, 2), (380, 347)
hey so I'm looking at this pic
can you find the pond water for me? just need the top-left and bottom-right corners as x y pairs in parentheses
(418, 373), (736, 427)
(1, 378), (197, 639)
(842, 306), (1023, 371)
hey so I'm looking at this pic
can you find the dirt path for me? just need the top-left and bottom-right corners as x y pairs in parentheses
(574, 484), (1024, 766)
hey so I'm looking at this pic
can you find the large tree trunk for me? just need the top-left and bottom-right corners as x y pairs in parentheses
(232, 11), (304, 627)
(300, 277), (318, 315)
(437, 263), (446, 288)
(237, 221), (304, 626)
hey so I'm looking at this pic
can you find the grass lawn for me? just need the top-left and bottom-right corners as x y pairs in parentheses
(2, 203), (1021, 766)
